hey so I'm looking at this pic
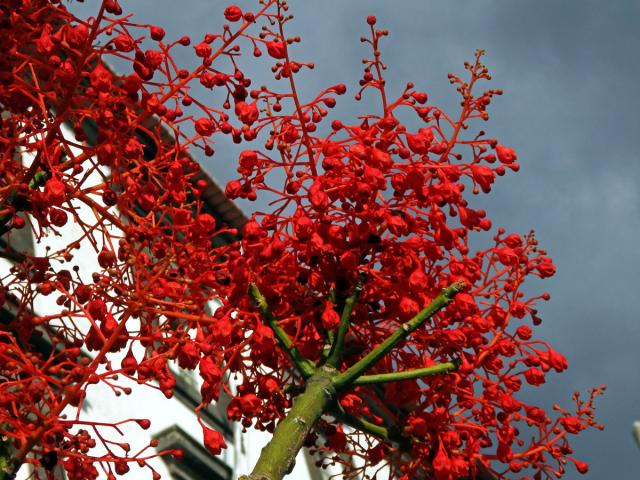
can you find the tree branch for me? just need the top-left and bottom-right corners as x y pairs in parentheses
(249, 283), (316, 379)
(352, 361), (458, 386)
(333, 281), (465, 391)
(325, 275), (364, 368)
(241, 367), (338, 480)
(332, 404), (390, 440)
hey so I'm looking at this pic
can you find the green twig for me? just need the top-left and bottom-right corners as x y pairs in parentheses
(352, 361), (457, 386)
(333, 281), (465, 391)
(249, 283), (316, 379)
(332, 404), (390, 440)
(326, 275), (364, 368)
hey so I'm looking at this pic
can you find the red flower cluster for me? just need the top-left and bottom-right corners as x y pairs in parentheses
(0, 0), (262, 476)
(0, 1), (601, 479)
(217, 11), (602, 480)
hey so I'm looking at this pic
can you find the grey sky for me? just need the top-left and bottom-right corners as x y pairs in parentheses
(73, 1), (640, 477)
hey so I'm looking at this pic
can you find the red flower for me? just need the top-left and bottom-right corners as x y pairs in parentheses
(202, 426), (227, 455)
(560, 416), (584, 434)
(44, 178), (66, 206)
(224, 5), (243, 22)
(194, 213), (216, 233)
(433, 442), (454, 480)
(194, 42), (212, 58)
(537, 258), (556, 278)
(87, 299), (107, 321)
(524, 368), (546, 386)
(309, 182), (329, 211)
(496, 144), (518, 164)
(195, 117), (215, 136)
(113, 34), (135, 52)
(471, 164), (496, 193)
(573, 460), (589, 474)
(150, 26), (165, 41)
(235, 101), (259, 125)
(321, 301), (340, 330)
(266, 41), (287, 59)
(199, 356), (222, 385)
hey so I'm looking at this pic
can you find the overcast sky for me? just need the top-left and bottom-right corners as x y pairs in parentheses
(73, 1), (640, 477)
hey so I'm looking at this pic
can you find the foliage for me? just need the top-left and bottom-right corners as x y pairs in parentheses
(0, 1), (601, 479)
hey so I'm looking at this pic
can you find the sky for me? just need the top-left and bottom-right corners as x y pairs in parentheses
(73, 1), (640, 478)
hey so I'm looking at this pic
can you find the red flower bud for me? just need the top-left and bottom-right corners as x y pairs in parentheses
(224, 5), (243, 22)
(194, 42), (212, 58)
(44, 178), (66, 206)
(573, 460), (589, 474)
(136, 419), (151, 430)
(524, 367), (545, 386)
(202, 426), (226, 455)
(235, 101), (259, 126)
(496, 144), (518, 164)
(266, 41), (286, 59)
(87, 299), (107, 321)
(98, 248), (115, 268)
(195, 118), (215, 136)
(321, 301), (340, 330)
(150, 26), (165, 41)
(114, 34), (134, 52)
(471, 165), (495, 193)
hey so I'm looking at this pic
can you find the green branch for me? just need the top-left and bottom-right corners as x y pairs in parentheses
(331, 403), (416, 452)
(352, 362), (457, 386)
(249, 283), (316, 379)
(241, 367), (338, 480)
(333, 281), (465, 391)
(325, 276), (364, 368)
(332, 404), (390, 440)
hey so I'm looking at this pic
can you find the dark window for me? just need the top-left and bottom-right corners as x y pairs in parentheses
(154, 425), (232, 480)
(172, 368), (233, 439)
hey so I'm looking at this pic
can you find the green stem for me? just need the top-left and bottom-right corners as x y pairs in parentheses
(241, 367), (338, 480)
(333, 282), (464, 391)
(352, 362), (457, 386)
(332, 404), (390, 440)
(249, 284), (316, 379)
(325, 276), (364, 368)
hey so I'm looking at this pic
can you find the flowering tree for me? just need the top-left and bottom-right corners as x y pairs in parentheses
(0, 1), (602, 480)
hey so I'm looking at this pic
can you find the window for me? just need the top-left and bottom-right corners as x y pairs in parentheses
(154, 425), (232, 480)
(171, 367), (233, 440)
